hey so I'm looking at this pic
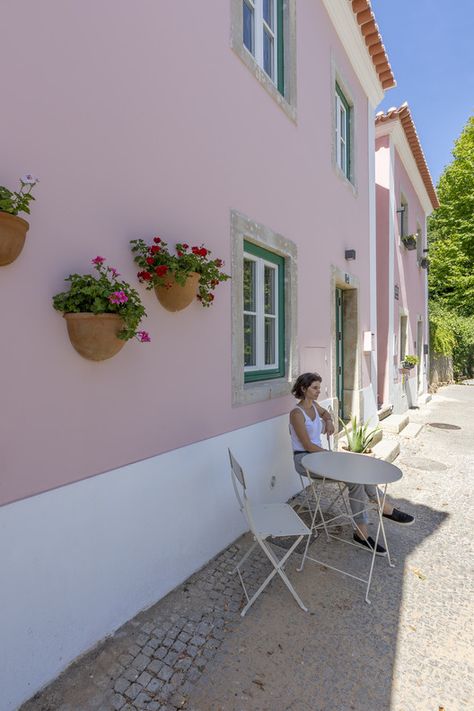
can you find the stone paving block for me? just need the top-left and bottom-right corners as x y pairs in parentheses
(175, 656), (192, 673)
(148, 636), (160, 650)
(136, 633), (149, 647)
(123, 667), (140, 683)
(177, 631), (191, 644)
(128, 643), (142, 657)
(186, 645), (199, 658)
(162, 636), (174, 648)
(114, 677), (130, 694)
(172, 639), (186, 654)
(124, 682), (142, 701)
(146, 678), (163, 695)
(163, 650), (178, 666)
(110, 693), (126, 710)
(142, 645), (155, 658)
(147, 659), (163, 675)
(190, 635), (206, 647)
(153, 646), (167, 660)
(157, 664), (173, 682)
(133, 653), (150, 672)
(135, 690), (153, 709)
(136, 671), (152, 688)
(118, 653), (134, 667)
(141, 622), (154, 634)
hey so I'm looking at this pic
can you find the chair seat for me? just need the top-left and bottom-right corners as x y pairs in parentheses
(251, 503), (310, 538)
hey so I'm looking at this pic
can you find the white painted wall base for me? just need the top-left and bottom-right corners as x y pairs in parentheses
(0, 414), (304, 711)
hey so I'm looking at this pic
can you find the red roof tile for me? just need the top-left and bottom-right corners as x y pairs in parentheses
(375, 103), (439, 210)
(350, 0), (396, 91)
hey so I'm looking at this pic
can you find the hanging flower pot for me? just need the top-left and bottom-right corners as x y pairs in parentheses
(401, 234), (417, 251)
(64, 313), (126, 361)
(154, 271), (201, 312)
(0, 212), (29, 265)
(131, 236), (230, 310)
(53, 256), (150, 361)
(0, 174), (38, 265)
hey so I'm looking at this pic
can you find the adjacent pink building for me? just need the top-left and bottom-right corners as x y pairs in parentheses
(0, 2), (400, 707)
(375, 104), (439, 412)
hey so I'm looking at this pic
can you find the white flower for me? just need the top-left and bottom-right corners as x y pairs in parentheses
(20, 174), (39, 185)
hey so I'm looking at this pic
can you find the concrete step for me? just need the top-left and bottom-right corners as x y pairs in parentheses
(400, 422), (423, 438)
(377, 404), (393, 421)
(372, 438), (400, 462)
(380, 412), (409, 434)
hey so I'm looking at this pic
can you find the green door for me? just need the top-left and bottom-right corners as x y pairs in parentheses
(335, 288), (344, 421)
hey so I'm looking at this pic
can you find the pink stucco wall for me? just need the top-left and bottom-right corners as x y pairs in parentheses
(1, 1), (373, 506)
(376, 132), (429, 406)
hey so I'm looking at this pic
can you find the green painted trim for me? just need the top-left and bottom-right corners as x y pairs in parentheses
(335, 288), (344, 420)
(244, 240), (285, 383)
(335, 83), (351, 181)
(277, 0), (284, 96)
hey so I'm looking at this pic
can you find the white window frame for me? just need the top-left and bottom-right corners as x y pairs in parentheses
(243, 0), (278, 85)
(335, 89), (349, 178)
(243, 252), (280, 374)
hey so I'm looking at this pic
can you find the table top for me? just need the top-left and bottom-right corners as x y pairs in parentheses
(301, 451), (403, 486)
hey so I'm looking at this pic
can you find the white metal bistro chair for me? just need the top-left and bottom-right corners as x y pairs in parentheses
(228, 449), (311, 617)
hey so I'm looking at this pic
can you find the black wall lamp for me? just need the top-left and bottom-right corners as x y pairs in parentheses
(345, 249), (356, 261)
(396, 205), (406, 214)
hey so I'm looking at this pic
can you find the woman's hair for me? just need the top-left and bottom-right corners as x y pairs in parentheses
(291, 372), (322, 399)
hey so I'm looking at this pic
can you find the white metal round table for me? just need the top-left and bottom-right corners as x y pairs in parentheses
(301, 451), (403, 486)
(299, 450), (403, 603)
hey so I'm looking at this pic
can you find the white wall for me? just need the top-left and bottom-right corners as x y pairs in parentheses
(0, 414), (302, 711)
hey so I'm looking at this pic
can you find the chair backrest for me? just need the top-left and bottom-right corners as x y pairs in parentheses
(228, 448), (246, 512)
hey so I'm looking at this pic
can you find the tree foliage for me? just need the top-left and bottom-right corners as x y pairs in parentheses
(428, 115), (474, 377)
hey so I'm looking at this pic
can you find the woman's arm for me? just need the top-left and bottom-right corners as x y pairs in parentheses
(315, 403), (335, 436)
(290, 409), (325, 452)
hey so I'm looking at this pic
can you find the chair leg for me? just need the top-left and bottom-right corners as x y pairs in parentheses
(240, 536), (308, 616)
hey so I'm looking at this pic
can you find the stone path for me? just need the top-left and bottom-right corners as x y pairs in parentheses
(21, 385), (474, 711)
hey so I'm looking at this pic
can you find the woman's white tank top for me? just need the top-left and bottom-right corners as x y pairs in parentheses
(290, 404), (322, 451)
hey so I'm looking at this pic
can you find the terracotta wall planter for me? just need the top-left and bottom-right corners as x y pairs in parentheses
(0, 212), (29, 265)
(63, 313), (126, 361)
(154, 271), (200, 312)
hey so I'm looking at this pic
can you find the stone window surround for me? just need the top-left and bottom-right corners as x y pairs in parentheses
(230, 0), (297, 123)
(330, 56), (358, 196)
(231, 209), (298, 406)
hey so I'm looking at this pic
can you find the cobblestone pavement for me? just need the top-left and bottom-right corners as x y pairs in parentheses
(21, 385), (474, 711)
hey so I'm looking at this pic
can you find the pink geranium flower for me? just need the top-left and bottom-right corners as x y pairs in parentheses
(109, 290), (128, 305)
(137, 331), (151, 342)
(92, 256), (105, 265)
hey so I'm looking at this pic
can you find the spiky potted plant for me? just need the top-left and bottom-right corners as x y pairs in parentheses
(339, 415), (380, 455)
(400, 354), (419, 373)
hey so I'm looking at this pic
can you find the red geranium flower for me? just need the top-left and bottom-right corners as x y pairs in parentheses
(181, 243), (189, 249)
(155, 265), (169, 277)
(146, 257), (154, 265)
(199, 248), (208, 257)
(138, 270), (152, 281)
(177, 250), (183, 257)
(191, 246), (200, 255)
(153, 237), (161, 244)
(151, 246), (161, 254)
(214, 259), (223, 267)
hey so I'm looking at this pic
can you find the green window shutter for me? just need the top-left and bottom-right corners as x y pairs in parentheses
(277, 0), (285, 96)
(335, 83), (351, 180)
(244, 240), (285, 383)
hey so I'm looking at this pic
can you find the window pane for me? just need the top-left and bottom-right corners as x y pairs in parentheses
(244, 314), (256, 366)
(243, 258), (256, 311)
(264, 317), (276, 365)
(263, 0), (273, 28)
(340, 105), (346, 140)
(263, 29), (274, 78)
(264, 265), (275, 314)
(243, 1), (254, 54)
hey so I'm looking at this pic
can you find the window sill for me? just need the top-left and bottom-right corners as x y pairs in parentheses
(233, 377), (292, 406)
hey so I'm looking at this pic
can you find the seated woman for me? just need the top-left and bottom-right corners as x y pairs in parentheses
(290, 372), (414, 556)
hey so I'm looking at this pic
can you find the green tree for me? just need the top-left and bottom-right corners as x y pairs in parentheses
(428, 115), (474, 314)
(428, 115), (474, 377)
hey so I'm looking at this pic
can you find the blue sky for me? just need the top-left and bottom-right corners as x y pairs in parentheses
(370, 0), (474, 185)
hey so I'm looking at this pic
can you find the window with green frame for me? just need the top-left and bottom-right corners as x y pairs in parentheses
(335, 83), (351, 180)
(243, 241), (285, 382)
(242, 0), (285, 95)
